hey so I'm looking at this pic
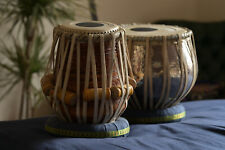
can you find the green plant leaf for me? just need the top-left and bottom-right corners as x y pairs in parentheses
(0, 78), (20, 101)
(0, 0), (96, 114)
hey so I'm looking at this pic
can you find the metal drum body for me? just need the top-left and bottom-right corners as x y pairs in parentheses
(123, 24), (198, 123)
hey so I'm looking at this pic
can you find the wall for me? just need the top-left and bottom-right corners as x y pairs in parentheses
(96, 0), (225, 24)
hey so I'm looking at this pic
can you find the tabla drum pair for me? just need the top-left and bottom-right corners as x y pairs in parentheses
(41, 21), (136, 138)
(122, 24), (198, 123)
(41, 21), (198, 138)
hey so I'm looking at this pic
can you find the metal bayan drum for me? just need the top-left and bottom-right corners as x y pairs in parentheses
(41, 21), (136, 137)
(123, 24), (198, 123)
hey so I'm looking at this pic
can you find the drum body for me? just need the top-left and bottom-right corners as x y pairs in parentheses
(41, 21), (135, 124)
(123, 24), (198, 123)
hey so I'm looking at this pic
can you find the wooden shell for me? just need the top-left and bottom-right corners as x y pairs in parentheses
(41, 21), (135, 123)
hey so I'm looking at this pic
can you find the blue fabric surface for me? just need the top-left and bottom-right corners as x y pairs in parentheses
(1, 100), (225, 150)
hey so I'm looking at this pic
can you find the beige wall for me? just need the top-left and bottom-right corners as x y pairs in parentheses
(0, 0), (225, 120)
(96, 0), (225, 24)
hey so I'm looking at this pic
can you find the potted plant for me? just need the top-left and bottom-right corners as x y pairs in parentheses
(0, 0), (97, 119)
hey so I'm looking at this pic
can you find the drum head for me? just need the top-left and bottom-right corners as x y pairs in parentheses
(124, 24), (191, 39)
(59, 21), (120, 34)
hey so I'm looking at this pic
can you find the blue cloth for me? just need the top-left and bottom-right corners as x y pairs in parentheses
(1, 100), (225, 150)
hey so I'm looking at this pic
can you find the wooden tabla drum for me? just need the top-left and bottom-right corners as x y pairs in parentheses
(41, 21), (135, 137)
(122, 24), (198, 123)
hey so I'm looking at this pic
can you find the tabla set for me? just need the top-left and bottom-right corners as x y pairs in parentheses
(41, 21), (198, 138)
